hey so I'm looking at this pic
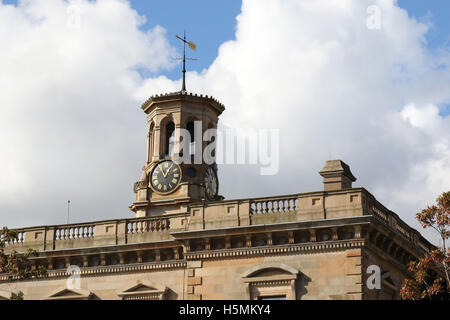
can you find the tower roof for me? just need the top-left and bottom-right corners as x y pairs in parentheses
(141, 91), (225, 115)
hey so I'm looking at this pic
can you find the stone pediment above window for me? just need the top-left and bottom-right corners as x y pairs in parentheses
(118, 281), (168, 300)
(0, 289), (11, 300)
(242, 263), (299, 300)
(381, 271), (397, 289)
(45, 288), (94, 300)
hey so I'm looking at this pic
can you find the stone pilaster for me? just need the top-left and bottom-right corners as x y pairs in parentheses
(186, 260), (202, 300)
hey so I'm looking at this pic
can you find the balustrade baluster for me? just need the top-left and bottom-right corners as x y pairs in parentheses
(145, 220), (149, 232)
(157, 220), (162, 231)
(130, 222), (134, 233)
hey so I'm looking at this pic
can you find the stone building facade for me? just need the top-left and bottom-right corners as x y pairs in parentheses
(0, 91), (433, 300)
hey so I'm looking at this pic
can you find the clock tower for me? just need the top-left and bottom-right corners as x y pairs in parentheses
(130, 91), (225, 217)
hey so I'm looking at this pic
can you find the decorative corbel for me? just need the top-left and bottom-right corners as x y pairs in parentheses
(309, 229), (317, 242)
(331, 227), (339, 241)
(266, 232), (273, 246)
(246, 235), (252, 247)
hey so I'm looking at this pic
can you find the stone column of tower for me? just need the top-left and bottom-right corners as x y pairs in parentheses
(130, 91), (225, 218)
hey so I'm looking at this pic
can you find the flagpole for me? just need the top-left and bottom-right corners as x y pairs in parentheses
(175, 31), (197, 93)
(67, 200), (70, 224)
(182, 30), (186, 92)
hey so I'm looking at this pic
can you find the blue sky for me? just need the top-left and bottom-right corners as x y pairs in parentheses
(129, 0), (242, 80)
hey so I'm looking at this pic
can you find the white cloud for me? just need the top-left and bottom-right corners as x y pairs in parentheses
(0, 0), (176, 226)
(0, 0), (449, 244)
(401, 103), (442, 130)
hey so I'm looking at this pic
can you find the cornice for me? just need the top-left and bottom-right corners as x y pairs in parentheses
(0, 261), (187, 283)
(184, 239), (366, 260)
(141, 91), (225, 115)
(172, 216), (372, 239)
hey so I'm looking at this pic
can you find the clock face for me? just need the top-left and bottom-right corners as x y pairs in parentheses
(150, 160), (182, 194)
(205, 166), (218, 200)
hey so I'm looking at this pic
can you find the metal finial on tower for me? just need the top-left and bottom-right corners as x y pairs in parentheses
(175, 31), (197, 92)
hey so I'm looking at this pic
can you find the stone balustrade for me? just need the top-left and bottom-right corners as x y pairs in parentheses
(127, 217), (170, 234)
(250, 195), (299, 214)
(3, 188), (433, 254)
(4, 216), (173, 253)
(54, 223), (96, 240)
(369, 203), (421, 246)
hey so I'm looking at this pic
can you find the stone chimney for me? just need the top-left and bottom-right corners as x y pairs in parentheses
(319, 160), (356, 191)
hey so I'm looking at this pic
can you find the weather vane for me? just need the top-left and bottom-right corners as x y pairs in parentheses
(175, 31), (197, 92)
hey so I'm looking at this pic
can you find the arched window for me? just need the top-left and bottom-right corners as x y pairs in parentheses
(148, 122), (155, 163)
(165, 121), (175, 157)
(206, 122), (216, 160)
(186, 121), (195, 156)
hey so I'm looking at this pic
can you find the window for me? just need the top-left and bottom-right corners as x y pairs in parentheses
(186, 121), (195, 156)
(258, 295), (287, 300)
(165, 121), (175, 157)
(45, 288), (94, 300)
(242, 263), (298, 300)
(148, 122), (155, 162)
(118, 282), (168, 300)
(0, 290), (11, 300)
(380, 271), (399, 300)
